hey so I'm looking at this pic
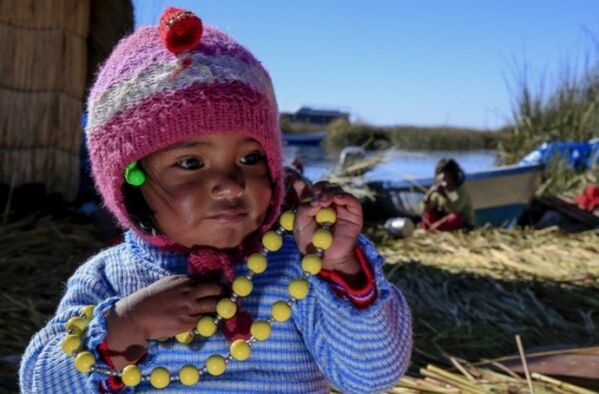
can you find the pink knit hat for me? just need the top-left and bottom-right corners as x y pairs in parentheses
(85, 7), (283, 240)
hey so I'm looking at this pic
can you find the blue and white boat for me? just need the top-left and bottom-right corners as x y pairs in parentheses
(519, 139), (599, 170)
(365, 164), (545, 227)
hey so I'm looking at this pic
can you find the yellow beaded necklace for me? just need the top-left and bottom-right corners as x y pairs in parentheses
(61, 207), (337, 389)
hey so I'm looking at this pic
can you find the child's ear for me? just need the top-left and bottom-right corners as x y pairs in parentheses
(123, 181), (159, 235)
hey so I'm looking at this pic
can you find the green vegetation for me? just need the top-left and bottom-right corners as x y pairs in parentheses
(281, 117), (502, 152)
(279, 118), (325, 134)
(322, 118), (501, 152)
(535, 159), (598, 198)
(497, 45), (599, 196)
(498, 59), (599, 165)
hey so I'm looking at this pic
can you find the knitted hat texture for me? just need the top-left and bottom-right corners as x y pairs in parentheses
(85, 7), (283, 236)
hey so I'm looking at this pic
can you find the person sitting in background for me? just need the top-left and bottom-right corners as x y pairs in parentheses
(422, 158), (474, 231)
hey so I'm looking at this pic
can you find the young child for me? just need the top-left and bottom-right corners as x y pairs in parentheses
(20, 7), (412, 393)
(422, 158), (474, 231)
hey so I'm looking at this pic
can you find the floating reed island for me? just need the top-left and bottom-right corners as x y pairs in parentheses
(371, 225), (599, 364)
(1, 215), (598, 392)
(371, 224), (599, 392)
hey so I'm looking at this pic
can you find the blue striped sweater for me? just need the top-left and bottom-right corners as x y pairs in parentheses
(20, 231), (412, 393)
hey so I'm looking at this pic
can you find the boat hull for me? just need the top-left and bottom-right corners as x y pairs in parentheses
(365, 164), (544, 227)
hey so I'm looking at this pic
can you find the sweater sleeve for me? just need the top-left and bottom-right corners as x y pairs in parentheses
(318, 245), (378, 308)
(443, 189), (467, 214)
(291, 234), (413, 394)
(19, 252), (125, 394)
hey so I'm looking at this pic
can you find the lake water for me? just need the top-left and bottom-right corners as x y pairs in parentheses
(283, 145), (498, 182)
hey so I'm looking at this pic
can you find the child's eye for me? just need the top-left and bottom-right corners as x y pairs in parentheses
(176, 158), (204, 170)
(240, 152), (266, 165)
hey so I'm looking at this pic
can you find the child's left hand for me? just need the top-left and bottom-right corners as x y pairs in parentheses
(293, 180), (363, 275)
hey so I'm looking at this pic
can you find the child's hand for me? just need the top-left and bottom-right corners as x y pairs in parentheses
(113, 275), (225, 340)
(105, 275), (225, 369)
(294, 181), (363, 274)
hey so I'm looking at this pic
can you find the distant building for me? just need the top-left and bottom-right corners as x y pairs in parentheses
(281, 106), (350, 126)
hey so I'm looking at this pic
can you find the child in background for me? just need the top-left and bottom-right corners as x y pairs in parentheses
(422, 158), (474, 231)
(20, 7), (412, 393)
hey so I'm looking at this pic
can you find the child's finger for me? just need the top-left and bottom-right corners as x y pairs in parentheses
(189, 283), (226, 299)
(310, 185), (344, 206)
(295, 202), (323, 227)
(311, 180), (331, 199)
(189, 297), (220, 315)
(332, 193), (363, 216)
(292, 178), (312, 201)
(333, 204), (362, 226)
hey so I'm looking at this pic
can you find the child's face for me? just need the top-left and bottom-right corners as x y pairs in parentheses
(435, 170), (455, 188)
(140, 133), (273, 250)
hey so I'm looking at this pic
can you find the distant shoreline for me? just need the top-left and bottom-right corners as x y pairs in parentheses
(281, 119), (505, 151)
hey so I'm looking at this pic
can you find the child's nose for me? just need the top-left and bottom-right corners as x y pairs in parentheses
(210, 171), (245, 199)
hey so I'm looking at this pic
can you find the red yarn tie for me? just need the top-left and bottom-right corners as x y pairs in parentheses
(187, 247), (235, 284)
(187, 247), (253, 342)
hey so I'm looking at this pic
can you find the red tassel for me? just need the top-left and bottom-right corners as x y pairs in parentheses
(187, 247), (235, 284)
(159, 7), (203, 55)
(223, 311), (253, 342)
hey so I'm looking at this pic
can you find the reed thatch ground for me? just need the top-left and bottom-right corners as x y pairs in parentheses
(368, 224), (599, 393)
(0, 216), (104, 393)
(1, 216), (597, 393)
(375, 225), (599, 366)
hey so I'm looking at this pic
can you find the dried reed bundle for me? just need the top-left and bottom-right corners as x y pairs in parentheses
(0, 0), (90, 200)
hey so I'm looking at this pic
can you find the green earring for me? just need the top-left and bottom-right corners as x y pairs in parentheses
(124, 161), (146, 186)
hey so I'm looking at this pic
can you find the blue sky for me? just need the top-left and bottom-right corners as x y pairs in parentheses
(133, 1), (598, 129)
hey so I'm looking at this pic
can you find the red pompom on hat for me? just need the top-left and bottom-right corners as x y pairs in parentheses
(159, 7), (203, 54)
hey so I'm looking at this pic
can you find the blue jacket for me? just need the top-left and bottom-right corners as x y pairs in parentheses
(20, 231), (412, 393)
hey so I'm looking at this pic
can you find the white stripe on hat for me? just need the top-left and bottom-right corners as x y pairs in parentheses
(87, 52), (275, 134)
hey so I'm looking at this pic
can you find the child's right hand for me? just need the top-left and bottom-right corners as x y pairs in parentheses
(114, 275), (226, 340)
(105, 275), (226, 370)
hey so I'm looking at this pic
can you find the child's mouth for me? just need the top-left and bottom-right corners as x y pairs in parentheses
(207, 209), (248, 222)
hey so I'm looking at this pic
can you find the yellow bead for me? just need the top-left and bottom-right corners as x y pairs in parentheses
(175, 331), (194, 344)
(230, 339), (251, 361)
(301, 254), (322, 275)
(288, 279), (309, 300)
(216, 298), (237, 319)
(73, 351), (95, 373)
(316, 207), (337, 225)
(312, 229), (333, 250)
(61, 334), (81, 355)
(262, 231), (283, 252)
(271, 301), (292, 322)
(66, 316), (88, 335)
(247, 253), (267, 274)
(250, 320), (271, 341)
(80, 305), (94, 320)
(150, 367), (170, 389)
(122, 364), (142, 387)
(205, 355), (226, 376)
(279, 210), (295, 231)
(232, 276), (253, 297)
(179, 365), (200, 386)
(196, 316), (217, 337)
